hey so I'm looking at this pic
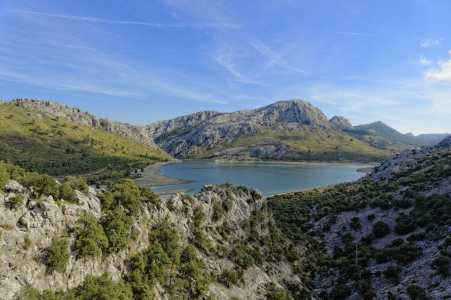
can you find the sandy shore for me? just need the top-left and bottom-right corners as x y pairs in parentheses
(133, 161), (194, 188)
(153, 188), (194, 196)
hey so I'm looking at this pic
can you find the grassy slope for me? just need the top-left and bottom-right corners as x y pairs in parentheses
(189, 125), (390, 162)
(352, 121), (430, 147)
(0, 103), (171, 174)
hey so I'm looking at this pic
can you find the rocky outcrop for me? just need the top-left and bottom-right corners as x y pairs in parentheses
(436, 134), (451, 148)
(9, 98), (159, 149)
(0, 180), (308, 299)
(329, 116), (353, 130)
(147, 100), (339, 159)
(367, 146), (438, 182)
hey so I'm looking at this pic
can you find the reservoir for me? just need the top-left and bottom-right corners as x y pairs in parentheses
(150, 161), (369, 197)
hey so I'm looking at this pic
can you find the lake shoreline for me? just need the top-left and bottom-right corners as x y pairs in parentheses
(133, 161), (195, 188)
(138, 159), (375, 196)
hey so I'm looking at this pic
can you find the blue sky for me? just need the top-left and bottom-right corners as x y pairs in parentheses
(0, 0), (450, 135)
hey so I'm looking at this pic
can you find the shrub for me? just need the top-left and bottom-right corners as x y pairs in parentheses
(35, 174), (59, 198)
(407, 231), (426, 243)
(406, 285), (428, 300)
(213, 202), (223, 221)
(431, 256), (450, 277)
(221, 268), (238, 287)
(383, 266), (402, 283)
(100, 208), (133, 254)
(72, 273), (132, 299)
(59, 182), (76, 200)
(350, 217), (361, 230)
(9, 194), (25, 210)
(47, 238), (70, 272)
(75, 214), (108, 257)
(14, 285), (41, 300)
(63, 176), (89, 194)
(23, 236), (33, 250)
(367, 214), (376, 221)
(223, 199), (233, 213)
(372, 221), (390, 238)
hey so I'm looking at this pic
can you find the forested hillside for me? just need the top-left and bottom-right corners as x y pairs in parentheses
(0, 102), (171, 175)
(268, 145), (451, 299)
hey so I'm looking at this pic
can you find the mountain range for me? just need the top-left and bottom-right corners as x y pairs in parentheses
(2, 98), (450, 169)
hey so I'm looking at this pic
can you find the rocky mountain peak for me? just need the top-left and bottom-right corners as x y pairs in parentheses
(405, 132), (415, 137)
(329, 116), (353, 130)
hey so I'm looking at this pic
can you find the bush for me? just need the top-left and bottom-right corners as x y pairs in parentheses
(221, 268), (238, 287)
(47, 238), (70, 272)
(383, 266), (402, 283)
(35, 174), (59, 198)
(101, 208), (133, 254)
(213, 202), (223, 221)
(407, 231), (426, 243)
(350, 217), (361, 230)
(75, 214), (108, 257)
(431, 256), (450, 277)
(14, 285), (41, 300)
(9, 194), (25, 210)
(372, 221), (390, 238)
(23, 236), (33, 250)
(406, 285), (428, 300)
(59, 182), (76, 200)
(223, 199), (233, 213)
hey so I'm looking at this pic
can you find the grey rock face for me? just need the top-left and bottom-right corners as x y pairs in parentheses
(9, 98), (160, 149)
(147, 99), (334, 159)
(436, 134), (451, 148)
(367, 146), (438, 182)
(0, 180), (307, 300)
(329, 116), (353, 130)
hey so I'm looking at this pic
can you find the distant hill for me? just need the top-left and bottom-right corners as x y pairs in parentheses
(144, 100), (391, 163)
(350, 121), (430, 147)
(0, 101), (171, 175)
(417, 133), (450, 145)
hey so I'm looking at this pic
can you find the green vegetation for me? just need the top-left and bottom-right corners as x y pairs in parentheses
(267, 147), (451, 298)
(187, 126), (390, 162)
(351, 121), (430, 147)
(47, 238), (70, 272)
(15, 273), (132, 300)
(0, 102), (171, 175)
(9, 194), (25, 210)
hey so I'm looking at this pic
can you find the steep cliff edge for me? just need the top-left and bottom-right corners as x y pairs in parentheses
(0, 163), (316, 299)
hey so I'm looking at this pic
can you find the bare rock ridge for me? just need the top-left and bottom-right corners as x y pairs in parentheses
(329, 116), (353, 130)
(8, 98), (160, 149)
(145, 100), (360, 160)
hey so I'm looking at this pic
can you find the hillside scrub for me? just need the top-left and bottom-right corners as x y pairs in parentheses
(0, 102), (170, 176)
(267, 147), (451, 298)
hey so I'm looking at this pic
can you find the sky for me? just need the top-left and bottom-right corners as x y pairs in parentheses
(0, 0), (450, 135)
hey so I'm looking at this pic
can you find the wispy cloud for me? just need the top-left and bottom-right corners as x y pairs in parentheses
(420, 38), (442, 47)
(249, 40), (305, 73)
(13, 10), (240, 29)
(425, 50), (451, 82)
(419, 56), (432, 66)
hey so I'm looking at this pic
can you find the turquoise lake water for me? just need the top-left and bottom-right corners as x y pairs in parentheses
(151, 161), (369, 196)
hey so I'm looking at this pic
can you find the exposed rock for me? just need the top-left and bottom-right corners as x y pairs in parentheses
(436, 134), (451, 148)
(329, 116), (353, 130)
(0, 179), (308, 300)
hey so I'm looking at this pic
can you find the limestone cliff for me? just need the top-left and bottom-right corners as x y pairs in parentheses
(0, 179), (312, 299)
